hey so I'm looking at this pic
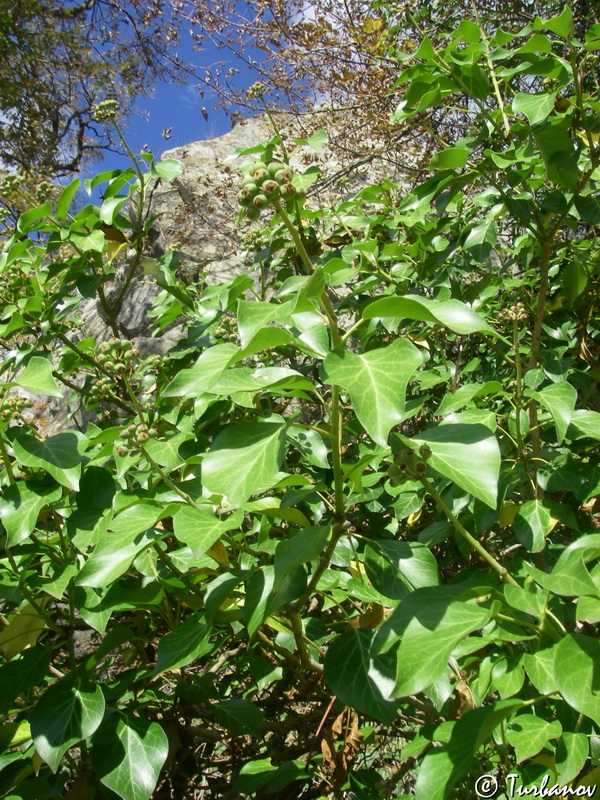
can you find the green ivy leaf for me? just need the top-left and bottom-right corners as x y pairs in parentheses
(237, 300), (295, 349)
(56, 178), (81, 220)
(0, 480), (62, 546)
(274, 525), (330, 589)
(32, 678), (105, 772)
(527, 381), (577, 444)
(162, 343), (239, 397)
(533, 5), (573, 38)
(523, 646), (559, 695)
(154, 614), (211, 676)
(363, 294), (495, 335)
(202, 419), (287, 508)
(214, 699), (265, 737)
(364, 541), (439, 600)
(75, 504), (165, 587)
(570, 409), (600, 440)
(513, 499), (556, 553)
(429, 147), (471, 170)
(555, 633), (600, 727)
(408, 423), (501, 508)
(506, 715), (562, 763)
(513, 91), (557, 125)
(92, 713), (168, 800)
(324, 628), (399, 724)
(0, 646), (51, 714)
(525, 534), (600, 597)
(14, 356), (62, 397)
(463, 216), (498, 261)
(12, 431), (88, 491)
(414, 701), (522, 800)
(322, 339), (422, 446)
(375, 586), (492, 697)
(152, 158), (183, 182)
(172, 506), (243, 557)
(555, 732), (589, 785)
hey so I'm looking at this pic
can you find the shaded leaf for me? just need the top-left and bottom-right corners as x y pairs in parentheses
(92, 713), (168, 800)
(154, 614), (211, 675)
(375, 586), (492, 697)
(214, 699), (264, 737)
(555, 633), (600, 727)
(324, 628), (399, 724)
(32, 679), (105, 772)
(12, 431), (88, 491)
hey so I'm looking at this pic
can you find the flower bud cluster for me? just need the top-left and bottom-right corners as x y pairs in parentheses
(388, 444), (432, 487)
(0, 394), (34, 423)
(116, 422), (158, 457)
(238, 158), (305, 221)
(499, 302), (527, 322)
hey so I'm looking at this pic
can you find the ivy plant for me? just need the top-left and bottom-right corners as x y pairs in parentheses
(0, 8), (599, 800)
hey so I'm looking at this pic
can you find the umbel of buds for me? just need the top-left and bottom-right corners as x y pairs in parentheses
(387, 444), (432, 487)
(238, 158), (306, 220)
(499, 302), (527, 323)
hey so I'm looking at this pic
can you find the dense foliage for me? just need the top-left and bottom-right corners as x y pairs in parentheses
(0, 6), (599, 799)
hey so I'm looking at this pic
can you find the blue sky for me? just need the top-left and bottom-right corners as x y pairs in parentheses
(96, 29), (260, 175)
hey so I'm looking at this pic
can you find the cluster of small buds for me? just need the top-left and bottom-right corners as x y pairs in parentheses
(93, 100), (120, 122)
(238, 158), (305, 221)
(388, 444), (432, 487)
(246, 82), (267, 100)
(241, 230), (270, 250)
(116, 422), (158, 456)
(499, 302), (528, 322)
(0, 394), (34, 423)
(0, 174), (25, 197)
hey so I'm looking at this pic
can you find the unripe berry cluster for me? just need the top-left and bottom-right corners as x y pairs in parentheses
(116, 422), (158, 457)
(388, 444), (432, 487)
(238, 159), (305, 220)
(96, 338), (140, 374)
(93, 100), (120, 122)
(0, 394), (34, 423)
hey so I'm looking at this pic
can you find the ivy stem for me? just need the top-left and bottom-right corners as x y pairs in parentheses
(471, 1), (510, 135)
(152, 544), (204, 600)
(512, 319), (536, 499)
(272, 196), (346, 533)
(140, 447), (201, 509)
(0, 435), (15, 484)
(419, 474), (520, 587)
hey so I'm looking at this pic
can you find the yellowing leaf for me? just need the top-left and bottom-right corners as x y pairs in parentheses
(499, 504), (519, 527)
(0, 600), (50, 660)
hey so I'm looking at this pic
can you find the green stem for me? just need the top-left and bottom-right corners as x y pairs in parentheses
(420, 475), (519, 587)
(0, 436), (15, 484)
(152, 544), (204, 601)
